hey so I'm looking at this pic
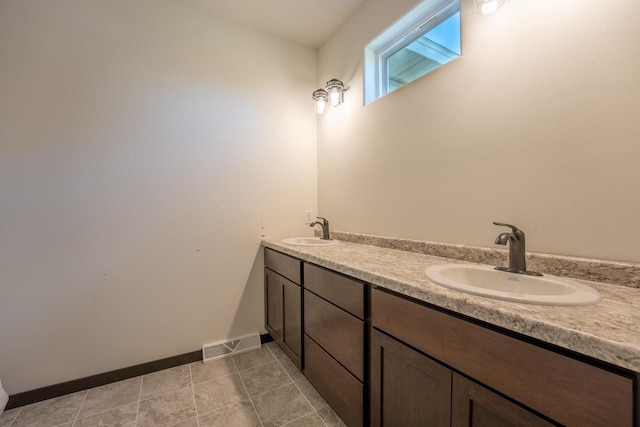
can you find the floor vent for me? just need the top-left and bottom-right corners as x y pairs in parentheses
(202, 332), (261, 363)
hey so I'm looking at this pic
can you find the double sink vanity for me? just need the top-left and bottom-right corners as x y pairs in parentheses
(262, 231), (640, 426)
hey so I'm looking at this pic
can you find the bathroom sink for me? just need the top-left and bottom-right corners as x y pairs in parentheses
(281, 237), (339, 247)
(425, 264), (601, 306)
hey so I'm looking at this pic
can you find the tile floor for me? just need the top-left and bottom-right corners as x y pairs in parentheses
(0, 343), (347, 427)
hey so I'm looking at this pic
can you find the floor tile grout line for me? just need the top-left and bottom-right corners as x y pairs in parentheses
(264, 342), (281, 359)
(187, 364), (201, 427)
(134, 375), (144, 426)
(191, 369), (238, 387)
(234, 357), (278, 374)
(166, 417), (197, 427)
(232, 357), (265, 427)
(137, 365), (193, 402)
(248, 380), (301, 400)
(138, 382), (194, 404)
(271, 350), (330, 427)
(279, 409), (318, 427)
(315, 406), (332, 427)
(8, 349), (314, 427)
(248, 357), (321, 427)
(264, 343), (290, 365)
(287, 368), (327, 427)
(194, 397), (253, 420)
(275, 357), (297, 383)
(72, 397), (140, 423)
(5, 405), (23, 427)
(69, 390), (89, 427)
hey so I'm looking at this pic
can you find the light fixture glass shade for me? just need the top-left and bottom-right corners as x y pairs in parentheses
(325, 79), (345, 107)
(315, 99), (326, 114)
(474, 0), (505, 15)
(312, 88), (328, 114)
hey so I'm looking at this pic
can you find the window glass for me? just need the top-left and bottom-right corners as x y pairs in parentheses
(387, 9), (460, 93)
(365, 0), (461, 103)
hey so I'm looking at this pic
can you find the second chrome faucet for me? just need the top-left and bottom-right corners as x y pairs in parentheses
(493, 222), (542, 276)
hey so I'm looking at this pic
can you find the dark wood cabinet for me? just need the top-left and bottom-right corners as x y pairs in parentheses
(371, 287), (635, 427)
(303, 263), (368, 427)
(281, 278), (302, 366)
(371, 329), (557, 427)
(264, 268), (281, 342)
(452, 373), (555, 427)
(305, 336), (364, 427)
(264, 248), (303, 369)
(304, 290), (364, 380)
(371, 329), (451, 427)
(263, 247), (638, 427)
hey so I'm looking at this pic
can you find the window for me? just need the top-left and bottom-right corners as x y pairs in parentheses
(365, 0), (461, 104)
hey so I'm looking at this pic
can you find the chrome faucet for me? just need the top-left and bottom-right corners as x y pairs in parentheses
(310, 217), (331, 240)
(493, 222), (542, 276)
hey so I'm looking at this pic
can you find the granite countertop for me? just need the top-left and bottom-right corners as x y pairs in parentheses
(261, 238), (640, 373)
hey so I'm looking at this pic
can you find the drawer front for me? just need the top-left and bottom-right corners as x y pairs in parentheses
(372, 288), (634, 427)
(265, 248), (301, 284)
(305, 335), (363, 427)
(304, 263), (364, 319)
(304, 290), (364, 380)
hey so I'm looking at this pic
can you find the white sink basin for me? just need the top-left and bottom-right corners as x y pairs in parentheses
(425, 264), (601, 306)
(281, 237), (339, 247)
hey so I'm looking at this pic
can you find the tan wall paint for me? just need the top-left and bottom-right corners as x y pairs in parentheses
(318, 0), (640, 263)
(0, 0), (317, 393)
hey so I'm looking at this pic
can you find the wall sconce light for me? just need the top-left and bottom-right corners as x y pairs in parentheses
(312, 78), (347, 114)
(312, 89), (328, 114)
(474, 0), (505, 15)
(325, 79), (345, 107)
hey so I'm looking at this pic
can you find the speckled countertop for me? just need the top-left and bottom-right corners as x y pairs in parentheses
(262, 238), (640, 373)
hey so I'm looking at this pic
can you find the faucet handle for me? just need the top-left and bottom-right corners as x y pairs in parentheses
(493, 222), (520, 233)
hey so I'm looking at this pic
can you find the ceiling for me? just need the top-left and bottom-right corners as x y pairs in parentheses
(178, 0), (365, 47)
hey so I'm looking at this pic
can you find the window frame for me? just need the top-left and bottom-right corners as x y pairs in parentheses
(365, 0), (461, 104)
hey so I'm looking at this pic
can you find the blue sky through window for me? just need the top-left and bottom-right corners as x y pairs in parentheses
(424, 11), (461, 55)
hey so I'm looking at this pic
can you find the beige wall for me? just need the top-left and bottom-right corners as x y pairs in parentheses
(317, 0), (640, 263)
(0, 0), (317, 393)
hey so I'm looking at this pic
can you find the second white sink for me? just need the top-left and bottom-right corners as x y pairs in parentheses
(425, 264), (601, 306)
(282, 237), (339, 247)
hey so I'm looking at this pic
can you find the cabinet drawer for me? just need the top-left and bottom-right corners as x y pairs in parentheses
(372, 288), (633, 427)
(305, 335), (363, 427)
(304, 263), (364, 319)
(304, 290), (364, 380)
(265, 248), (301, 284)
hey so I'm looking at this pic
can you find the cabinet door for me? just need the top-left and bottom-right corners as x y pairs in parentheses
(281, 278), (302, 368)
(371, 329), (451, 427)
(452, 373), (557, 427)
(264, 268), (281, 342)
